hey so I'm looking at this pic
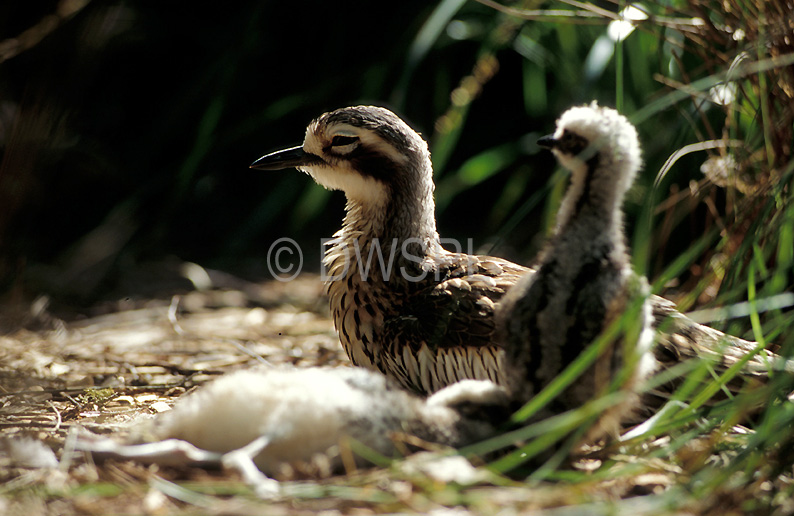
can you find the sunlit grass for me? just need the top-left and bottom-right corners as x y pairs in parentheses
(4, 0), (792, 514)
(433, 0), (794, 513)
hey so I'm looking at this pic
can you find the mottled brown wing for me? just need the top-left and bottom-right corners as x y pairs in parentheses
(641, 294), (793, 415)
(378, 255), (530, 393)
(651, 294), (769, 375)
(387, 255), (529, 352)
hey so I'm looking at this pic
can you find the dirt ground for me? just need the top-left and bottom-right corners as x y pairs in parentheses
(0, 272), (384, 514)
(0, 269), (786, 515)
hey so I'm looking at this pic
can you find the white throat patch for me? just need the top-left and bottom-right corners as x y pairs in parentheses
(299, 163), (388, 207)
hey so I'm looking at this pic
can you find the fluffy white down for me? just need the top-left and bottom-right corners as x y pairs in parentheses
(150, 367), (447, 473)
(427, 378), (506, 407)
(552, 102), (641, 194)
(550, 102), (643, 234)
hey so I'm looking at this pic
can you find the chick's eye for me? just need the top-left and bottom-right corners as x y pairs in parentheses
(559, 130), (588, 155)
(330, 135), (359, 147)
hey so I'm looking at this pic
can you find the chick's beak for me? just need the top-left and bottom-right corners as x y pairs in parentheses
(250, 146), (324, 170)
(536, 134), (558, 149)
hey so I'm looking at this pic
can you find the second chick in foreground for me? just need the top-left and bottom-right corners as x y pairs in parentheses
(77, 367), (511, 495)
(149, 367), (509, 473)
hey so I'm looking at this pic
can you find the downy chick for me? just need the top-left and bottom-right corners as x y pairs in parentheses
(77, 366), (511, 491)
(496, 103), (657, 440)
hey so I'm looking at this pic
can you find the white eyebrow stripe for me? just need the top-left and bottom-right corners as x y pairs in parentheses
(355, 131), (409, 165)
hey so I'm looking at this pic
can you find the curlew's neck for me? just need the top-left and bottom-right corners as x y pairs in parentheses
(323, 162), (441, 285)
(322, 160), (441, 372)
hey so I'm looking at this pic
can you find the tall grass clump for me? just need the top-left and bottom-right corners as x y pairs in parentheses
(434, 0), (794, 512)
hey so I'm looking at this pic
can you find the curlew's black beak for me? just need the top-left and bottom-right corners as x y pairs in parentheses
(536, 134), (557, 149)
(250, 146), (324, 170)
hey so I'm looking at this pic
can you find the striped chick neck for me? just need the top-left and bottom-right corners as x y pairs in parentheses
(549, 102), (641, 241)
(499, 103), (648, 406)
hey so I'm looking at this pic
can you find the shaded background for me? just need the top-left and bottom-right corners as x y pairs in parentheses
(0, 0), (790, 323)
(2, 3), (794, 513)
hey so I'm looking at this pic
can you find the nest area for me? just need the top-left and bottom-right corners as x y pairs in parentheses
(1, 270), (789, 516)
(1, 1), (793, 514)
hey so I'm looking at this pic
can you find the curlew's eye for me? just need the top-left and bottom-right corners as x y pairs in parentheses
(330, 135), (359, 147)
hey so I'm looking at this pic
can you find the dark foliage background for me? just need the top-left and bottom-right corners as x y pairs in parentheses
(0, 0), (791, 327)
(0, 1), (550, 306)
(1, 2), (793, 512)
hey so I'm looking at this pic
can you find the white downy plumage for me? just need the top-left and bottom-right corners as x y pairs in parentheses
(77, 366), (509, 496)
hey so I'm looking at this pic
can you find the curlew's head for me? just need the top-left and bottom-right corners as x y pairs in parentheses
(538, 102), (642, 201)
(251, 106), (433, 208)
